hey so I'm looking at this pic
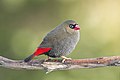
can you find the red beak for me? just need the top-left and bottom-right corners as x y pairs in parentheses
(74, 25), (80, 30)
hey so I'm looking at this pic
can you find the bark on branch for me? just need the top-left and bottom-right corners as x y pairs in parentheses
(0, 56), (120, 73)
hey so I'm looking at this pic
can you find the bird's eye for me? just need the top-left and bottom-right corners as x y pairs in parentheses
(69, 24), (75, 29)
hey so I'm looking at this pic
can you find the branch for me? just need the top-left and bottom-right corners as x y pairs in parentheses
(0, 56), (120, 73)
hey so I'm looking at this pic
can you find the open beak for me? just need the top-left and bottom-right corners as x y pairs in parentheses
(74, 25), (80, 30)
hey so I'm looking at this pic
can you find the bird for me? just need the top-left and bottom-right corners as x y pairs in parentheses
(24, 20), (80, 62)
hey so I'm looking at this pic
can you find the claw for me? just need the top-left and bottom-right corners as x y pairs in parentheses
(61, 56), (72, 63)
(44, 56), (51, 62)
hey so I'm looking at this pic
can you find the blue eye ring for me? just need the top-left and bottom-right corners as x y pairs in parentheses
(69, 24), (75, 29)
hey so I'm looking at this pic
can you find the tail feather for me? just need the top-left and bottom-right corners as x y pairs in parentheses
(24, 54), (35, 62)
(24, 48), (52, 62)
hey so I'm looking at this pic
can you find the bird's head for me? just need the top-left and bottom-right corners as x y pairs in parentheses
(62, 20), (80, 33)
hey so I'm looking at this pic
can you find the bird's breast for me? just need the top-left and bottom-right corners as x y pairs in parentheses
(51, 32), (80, 56)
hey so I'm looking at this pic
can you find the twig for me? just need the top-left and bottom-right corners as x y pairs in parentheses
(0, 56), (120, 73)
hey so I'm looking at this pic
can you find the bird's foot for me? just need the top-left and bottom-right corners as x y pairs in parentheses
(44, 56), (51, 62)
(61, 56), (72, 63)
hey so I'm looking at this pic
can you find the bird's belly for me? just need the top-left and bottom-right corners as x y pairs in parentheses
(48, 36), (79, 57)
(59, 39), (75, 55)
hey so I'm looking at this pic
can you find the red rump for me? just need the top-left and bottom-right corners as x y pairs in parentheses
(34, 48), (52, 56)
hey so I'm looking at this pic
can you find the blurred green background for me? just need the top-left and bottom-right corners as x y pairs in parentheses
(0, 0), (120, 80)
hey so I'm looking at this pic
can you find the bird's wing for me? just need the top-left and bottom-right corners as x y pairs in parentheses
(39, 29), (58, 48)
(33, 32), (56, 56)
(39, 26), (67, 48)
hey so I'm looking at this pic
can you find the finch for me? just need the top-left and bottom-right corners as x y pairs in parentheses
(24, 20), (80, 62)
